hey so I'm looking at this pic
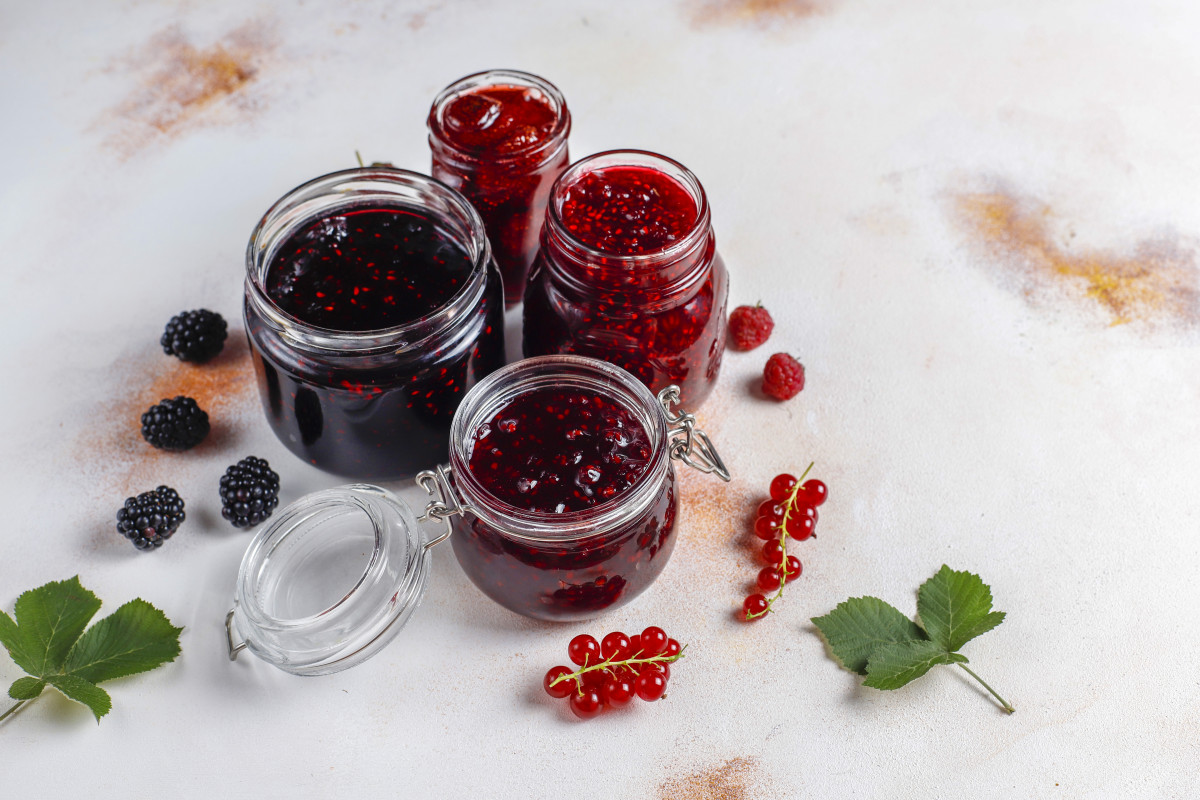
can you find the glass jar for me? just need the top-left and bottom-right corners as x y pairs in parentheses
(244, 167), (506, 481)
(225, 356), (729, 674)
(523, 150), (729, 408)
(428, 69), (571, 307)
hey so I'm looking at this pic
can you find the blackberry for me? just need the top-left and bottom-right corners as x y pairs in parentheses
(141, 396), (210, 451)
(116, 486), (185, 550)
(219, 456), (280, 528)
(161, 309), (227, 363)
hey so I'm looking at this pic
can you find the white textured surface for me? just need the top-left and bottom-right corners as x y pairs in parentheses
(2, 1), (1199, 797)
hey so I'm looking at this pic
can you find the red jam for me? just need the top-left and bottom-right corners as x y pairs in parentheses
(265, 208), (474, 331)
(522, 152), (728, 407)
(558, 167), (699, 254)
(466, 387), (653, 513)
(430, 72), (570, 308)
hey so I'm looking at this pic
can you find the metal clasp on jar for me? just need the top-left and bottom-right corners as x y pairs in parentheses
(656, 386), (731, 482)
(415, 464), (466, 550)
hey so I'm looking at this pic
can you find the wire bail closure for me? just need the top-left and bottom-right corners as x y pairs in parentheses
(415, 464), (464, 551)
(657, 386), (731, 482)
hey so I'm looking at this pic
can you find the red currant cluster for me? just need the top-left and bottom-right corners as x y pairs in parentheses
(742, 463), (827, 620)
(543, 626), (685, 719)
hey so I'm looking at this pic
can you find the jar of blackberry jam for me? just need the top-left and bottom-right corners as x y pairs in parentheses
(244, 168), (505, 481)
(224, 357), (729, 673)
(428, 69), (571, 307)
(523, 150), (729, 407)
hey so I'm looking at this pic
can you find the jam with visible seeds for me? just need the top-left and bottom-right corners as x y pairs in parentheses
(448, 356), (679, 621)
(523, 150), (728, 407)
(429, 70), (571, 307)
(245, 168), (505, 480)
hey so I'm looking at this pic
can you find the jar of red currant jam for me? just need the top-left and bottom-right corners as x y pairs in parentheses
(225, 357), (728, 674)
(244, 167), (505, 481)
(522, 150), (729, 407)
(428, 69), (571, 307)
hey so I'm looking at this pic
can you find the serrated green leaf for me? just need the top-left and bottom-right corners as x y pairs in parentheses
(62, 598), (182, 684)
(9, 677), (46, 700)
(47, 675), (111, 721)
(0, 610), (40, 676)
(917, 565), (1006, 653)
(862, 640), (968, 690)
(812, 596), (927, 675)
(4, 577), (102, 676)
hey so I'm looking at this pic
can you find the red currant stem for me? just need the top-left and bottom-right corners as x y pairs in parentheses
(746, 462), (816, 621)
(956, 663), (1014, 714)
(0, 699), (29, 723)
(548, 647), (688, 694)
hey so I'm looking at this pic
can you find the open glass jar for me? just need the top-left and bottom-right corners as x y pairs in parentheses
(244, 167), (506, 481)
(226, 356), (729, 674)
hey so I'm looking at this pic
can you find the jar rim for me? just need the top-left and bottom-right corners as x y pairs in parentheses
(448, 355), (671, 542)
(427, 69), (571, 166)
(544, 149), (712, 268)
(244, 167), (492, 354)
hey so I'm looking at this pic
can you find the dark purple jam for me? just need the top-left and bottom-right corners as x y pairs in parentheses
(466, 387), (653, 513)
(265, 208), (474, 331)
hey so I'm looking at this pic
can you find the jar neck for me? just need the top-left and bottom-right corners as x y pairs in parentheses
(245, 167), (492, 356)
(447, 355), (671, 543)
(427, 69), (571, 172)
(539, 150), (715, 302)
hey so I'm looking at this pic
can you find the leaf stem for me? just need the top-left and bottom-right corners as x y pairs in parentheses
(957, 663), (1014, 714)
(0, 699), (29, 724)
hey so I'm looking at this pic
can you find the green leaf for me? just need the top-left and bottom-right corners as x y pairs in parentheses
(9, 677), (46, 700)
(46, 675), (111, 721)
(811, 596), (927, 675)
(2, 577), (101, 676)
(863, 640), (968, 690)
(63, 598), (182, 684)
(917, 565), (1006, 653)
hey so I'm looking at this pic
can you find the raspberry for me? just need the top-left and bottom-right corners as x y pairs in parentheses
(116, 486), (185, 551)
(762, 353), (805, 400)
(728, 303), (774, 350)
(141, 396), (210, 451)
(161, 309), (228, 363)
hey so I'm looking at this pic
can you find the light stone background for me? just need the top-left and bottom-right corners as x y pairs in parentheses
(2, 1), (1198, 797)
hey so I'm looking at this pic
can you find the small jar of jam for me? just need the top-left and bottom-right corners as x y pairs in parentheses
(523, 150), (730, 408)
(244, 167), (506, 481)
(225, 357), (729, 674)
(428, 69), (571, 307)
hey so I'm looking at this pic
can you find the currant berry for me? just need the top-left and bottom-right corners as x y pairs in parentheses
(642, 661), (670, 682)
(640, 626), (668, 656)
(602, 677), (635, 707)
(569, 688), (604, 719)
(635, 670), (668, 701)
(769, 474), (797, 502)
(544, 666), (574, 698)
(785, 515), (814, 540)
(600, 631), (631, 661)
(784, 555), (802, 577)
(568, 634), (600, 666)
(628, 634), (642, 657)
(791, 504), (817, 523)
(800, 479), (828, 507)
(664, 638), (681, 657)
(757, 500), (785, 522)
(757, 567), (782, 592)
(754, 515), (783, 540)
(762, 539), (785, 565)
(582, 669), (607, 689)
(743, 594), (769, 618)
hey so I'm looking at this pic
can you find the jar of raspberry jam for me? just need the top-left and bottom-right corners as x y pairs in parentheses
(244, 167), (505, 481)
(428, 69), (571, 307)
(225, 357), (728, 673)
(523, 150), (729, 407)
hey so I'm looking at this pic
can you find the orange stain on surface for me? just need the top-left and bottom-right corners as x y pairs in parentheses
(659, 756), (762, 800)
(956, 188), (1200, 328)
(690, 0), (825, 25)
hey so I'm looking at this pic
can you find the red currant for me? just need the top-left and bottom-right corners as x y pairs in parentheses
(769, 473), (797, 502)
(543, 666), (574, 698)
(800, 479), (827, 507)
(757, 500), (785, 522)
(785, 555), (802, 577)
(791, 504), (817, 523)
(582, 669), (607, 689)
(757, 567), (782, 592)
(602, 677), (634, 707)
(762, 539), (785, 565)
(743, 594), (769, 618)
(640, 626), (668, 656)
(569, 688), (603, 719)
(664, 638), (681, 657)
(635, 670), (668, 701)
(567, 634), (600, 667)
(784, 515), (814, 540)
(627, 634), (642, 657)
(754, 515), (783, 540)
(600, 631), (631, 661)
